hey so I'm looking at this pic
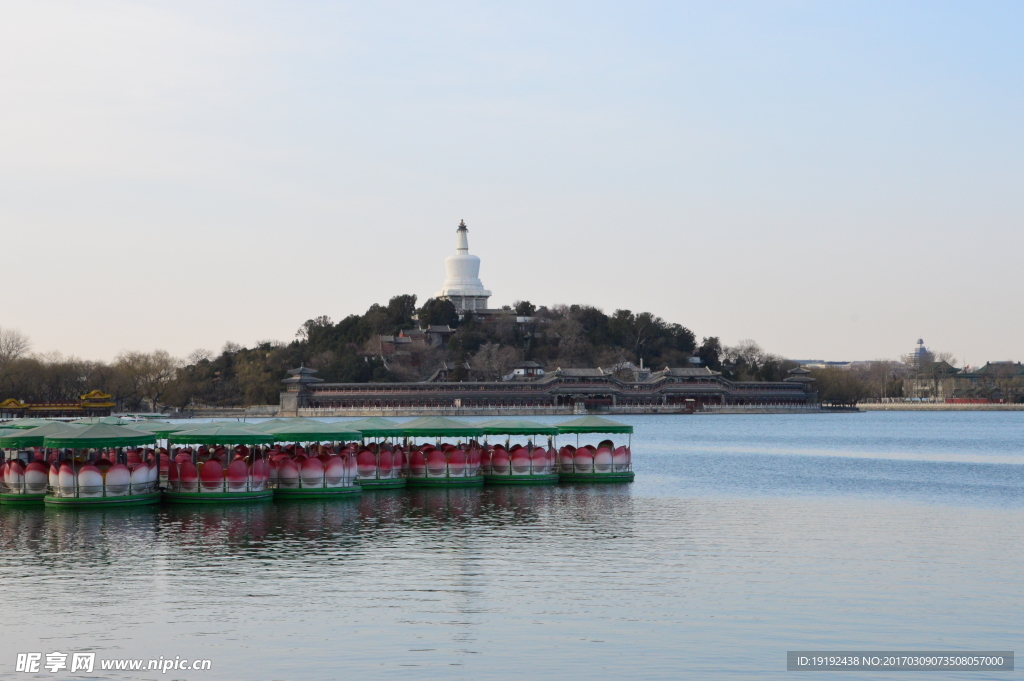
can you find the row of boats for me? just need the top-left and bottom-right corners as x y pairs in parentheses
(0, 415), (635, 507)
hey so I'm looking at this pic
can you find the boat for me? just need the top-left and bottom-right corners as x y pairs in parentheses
(346, 418), (407, 489)
(0, 423), (82, 505)
(479, 420), (560, 485)
(259, 421), (363, 499)
(41, 424), (163, 506)
(555, 416), (635, 483)
(164, 424), (275, 503)
(400, 417), (484, 488)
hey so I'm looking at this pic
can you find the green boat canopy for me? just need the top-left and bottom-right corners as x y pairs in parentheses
(43, 423), (158, 449)
(3, 418), (60, 430)
(123, 421), (187, 437)
(0, 422), (84, 449)
(344, 416), (398, 428)
(480, 420), (559, 436)
(344, 417), (406, 439)
(398, 416), (484, 438)
(250, 418), (323, 432)
(555, 416), (633, 434)
(69, 416), (132, 426)
(169, 423), (275, 446)
(268, 421), (363, 441)
(247, 418), (286, 432)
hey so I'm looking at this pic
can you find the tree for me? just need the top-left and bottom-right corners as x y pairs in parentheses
(697, 337), (722, 370)
(386, 294), (418, 330)
(810, 368), (869, 406)
(0, 327), (30, 369)
(113, 350), (182, 411)
(297, 315), (332, 341)
(419, 298), (459, 327)
(112, 352), (149, 409)
(724, 339), (765, 368)
(138, 350), (182, 409)
(471, 342), (523, 381)
(854, 360), (905, 400)
(513, 300), (537, 316)
(569, 305), (613, 347)
(609, 309), (660, 366)
(549, 314), (590, 367)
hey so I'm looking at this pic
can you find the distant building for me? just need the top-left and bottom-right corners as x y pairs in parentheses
(423, 361), (472, 383)
(951, 362), (1024, 402)
(377, 326), (455, 357)
(903, 360), (960, 400)
(784, 366), (816, 388)
(0, 390), (116, 419)
(793, 360), (854, 370)
(508, 361), (544, 379)
(909, 339), (935, 369)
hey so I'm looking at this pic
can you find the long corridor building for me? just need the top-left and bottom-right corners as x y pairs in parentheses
(280, 366), (816, 414)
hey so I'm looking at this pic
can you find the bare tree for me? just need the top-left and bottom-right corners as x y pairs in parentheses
(0, 327), (30, 369)
(188, 349), (214, 364)
(549, 316), (589, 367)
(139, 350), (182, 410)
(113, 350), (182, 411)
(471, 343), (523, 381)
(724, 339), (767, 367)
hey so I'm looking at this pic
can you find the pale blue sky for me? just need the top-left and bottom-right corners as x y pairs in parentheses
(1, 1), (1021, 366)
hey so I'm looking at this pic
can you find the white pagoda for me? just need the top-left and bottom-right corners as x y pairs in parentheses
(435, 219), (491, 313)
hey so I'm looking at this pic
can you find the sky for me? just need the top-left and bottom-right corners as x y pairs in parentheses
(1, 1), (1021, 367)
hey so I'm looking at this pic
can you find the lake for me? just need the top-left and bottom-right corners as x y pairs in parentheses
(1, 412), (1020, 680)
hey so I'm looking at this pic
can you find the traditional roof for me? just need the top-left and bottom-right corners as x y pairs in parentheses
(785, 366), (816, 383)
(550, 368), (608, 378)
(658, 367), (721, 377)
(912, 360), (961, 377)
(282, 365), (324, 386)
(963, 361), (1024, 377)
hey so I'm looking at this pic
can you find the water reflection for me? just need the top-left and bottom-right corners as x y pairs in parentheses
(0, 486), (643, 559)
(161, 502), (278, 547)
(404, 487), (483, 522)
(1, 506), (160, 567)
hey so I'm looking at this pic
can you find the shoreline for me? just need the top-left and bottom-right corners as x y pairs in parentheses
(857, 403), (1024, 411)
(168, 404), (1024, 419)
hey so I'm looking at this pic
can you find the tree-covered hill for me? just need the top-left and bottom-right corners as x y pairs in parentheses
(0, 295), (824, 409)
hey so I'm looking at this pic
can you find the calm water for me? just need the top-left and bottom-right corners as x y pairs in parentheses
(1, 412), (1021, 680)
